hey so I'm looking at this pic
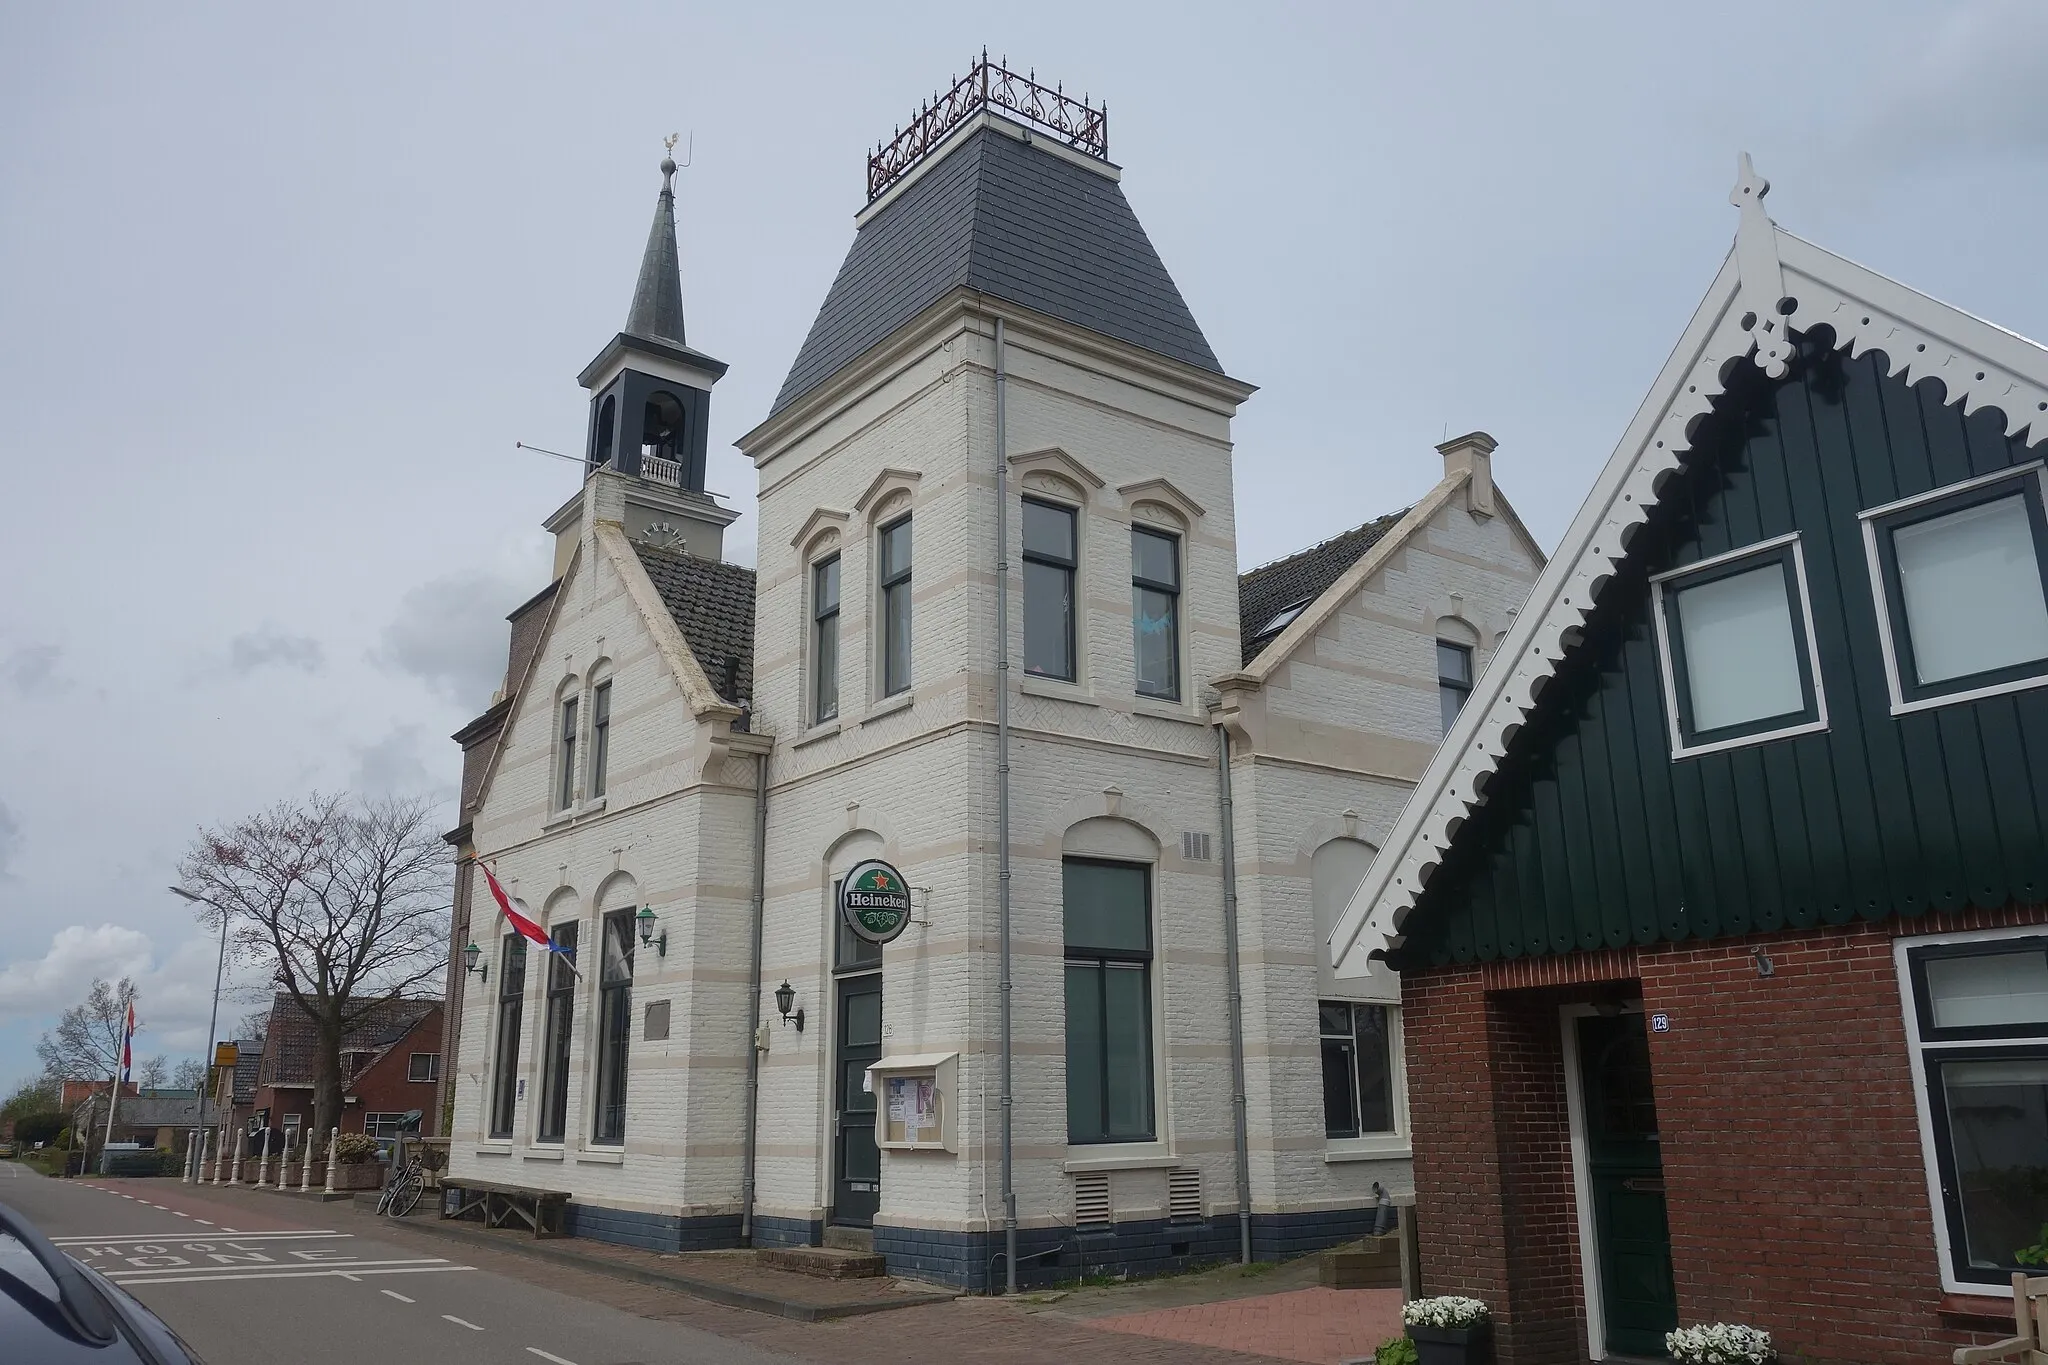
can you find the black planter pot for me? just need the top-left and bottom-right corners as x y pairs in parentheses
(1407, 1321), (1491, 1365)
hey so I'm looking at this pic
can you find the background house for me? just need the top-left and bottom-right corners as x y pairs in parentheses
(250, 993), (444, 1146)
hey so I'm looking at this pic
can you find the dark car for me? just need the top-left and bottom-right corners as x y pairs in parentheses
(0, 1202), (205, 1363)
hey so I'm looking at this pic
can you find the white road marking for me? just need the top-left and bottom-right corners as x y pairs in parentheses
(172, 1212), (190, 1218)
(442, 1314), (485, 1331)
(382, 1290), (415, 1304)
(191, 1220), (213, 1226)
(107, 1258), (450, 1281)
(151, 1205), (167, 1210)
(527, 1350), (578, 1365)
(114, 1265), (475, 1286)
(52, 1231), (344, 1245)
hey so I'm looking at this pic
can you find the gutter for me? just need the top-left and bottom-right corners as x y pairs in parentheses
(740, 740), (771, 1244)
(994, 314), (1019, 1294)
(1215, 725), (1254, 1264)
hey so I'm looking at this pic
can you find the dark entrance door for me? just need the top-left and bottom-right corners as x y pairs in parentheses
(832, 971), (883, 1226)
(1577, 1012), (1679, 1358)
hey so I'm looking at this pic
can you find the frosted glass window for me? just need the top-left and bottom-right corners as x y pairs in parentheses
(1926, 948), (2048, 1031)
(1893, 494), (2048, 686)
(1671, 561), (1805, 732)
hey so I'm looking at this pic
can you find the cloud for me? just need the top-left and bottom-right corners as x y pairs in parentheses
(373, 570), (524, 706)
(1856, 1), (2048, 164)
(0, 925), (155, 1020)
(227, 624), (326, 674)
(0, 802), (16, 878)
(2, 644), (70, 696)
(348, 725), (454, 801)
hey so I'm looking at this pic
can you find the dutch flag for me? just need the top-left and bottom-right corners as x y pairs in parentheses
(477, 860), (579, 974)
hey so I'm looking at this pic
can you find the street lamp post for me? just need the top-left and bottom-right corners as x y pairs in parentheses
(168, 886), (230, 1179)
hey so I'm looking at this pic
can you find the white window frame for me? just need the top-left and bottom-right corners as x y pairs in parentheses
(1896, 923), (2048, 1295)
(1321, 1001), (1412, 1162)
(1649, 531), (1829, 760)
(362, 1111), (407, 1140)
(407, 1053), (440, 1084)
(1859, 462), (2048, 717)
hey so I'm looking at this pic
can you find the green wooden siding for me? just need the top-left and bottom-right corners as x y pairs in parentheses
(1396, 334), (2048, 970)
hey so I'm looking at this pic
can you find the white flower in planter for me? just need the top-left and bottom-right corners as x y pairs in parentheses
(1666, 1322), (1773, 1364)
(1401, 1296), (1491, 1330)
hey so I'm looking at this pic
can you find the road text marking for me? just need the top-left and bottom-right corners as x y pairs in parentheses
(110, 1265), (475, 1286)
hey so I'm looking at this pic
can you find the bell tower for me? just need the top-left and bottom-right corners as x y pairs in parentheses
(563, 141), (738, 564)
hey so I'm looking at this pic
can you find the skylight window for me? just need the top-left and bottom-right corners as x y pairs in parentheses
(1255, 598), (1311, 641)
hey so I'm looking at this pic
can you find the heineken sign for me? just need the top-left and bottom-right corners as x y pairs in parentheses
(841, 859), (913, 945)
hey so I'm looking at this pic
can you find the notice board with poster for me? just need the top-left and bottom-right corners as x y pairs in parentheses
(866, 1051), (958, 1153)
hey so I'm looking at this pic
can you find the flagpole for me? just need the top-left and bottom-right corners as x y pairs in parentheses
(102, 999), (133, 1173)
(100, 1071), (119, 1172)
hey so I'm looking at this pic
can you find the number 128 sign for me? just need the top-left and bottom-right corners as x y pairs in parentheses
(841, 859), (913, 945)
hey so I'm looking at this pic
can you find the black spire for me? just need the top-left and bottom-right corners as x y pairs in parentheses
(624, 147), (686, 346)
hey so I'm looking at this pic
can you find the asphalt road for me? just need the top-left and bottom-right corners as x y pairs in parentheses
(0, 1160), (809, 1365)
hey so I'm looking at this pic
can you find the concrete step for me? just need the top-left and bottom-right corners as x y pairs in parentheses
(757, 1246), (887, 1279)
(822, 1225), (874, 1253)
(1318, 1233), (1402, 1290)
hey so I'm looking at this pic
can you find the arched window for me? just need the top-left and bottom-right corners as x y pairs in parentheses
(592, 394), (616, 470)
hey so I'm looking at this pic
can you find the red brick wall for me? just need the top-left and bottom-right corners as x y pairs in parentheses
(345, 1007), (445, 1134)
(1403, 908), (2048, 1365)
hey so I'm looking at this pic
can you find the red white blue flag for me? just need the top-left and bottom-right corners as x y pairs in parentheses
(477, 860), (576, 967)
(119, 1000), (135, 1083)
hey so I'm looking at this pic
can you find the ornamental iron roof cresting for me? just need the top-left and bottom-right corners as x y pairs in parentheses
(868, 51), (1108, 202)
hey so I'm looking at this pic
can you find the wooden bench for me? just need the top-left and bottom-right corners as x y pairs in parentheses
(440, 1178), (570, 1239)
(1956, 1273), (2048, 1364)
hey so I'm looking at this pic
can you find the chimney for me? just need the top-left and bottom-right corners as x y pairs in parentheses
(1437, 431), (1497, 517)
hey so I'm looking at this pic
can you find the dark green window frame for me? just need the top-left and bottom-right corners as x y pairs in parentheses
(878, 517), (913, 697)
(1023, 498), (1078, 682)
(591, 909), (634, 1146)
(488, 934), (526, 1139)
(535, 922), (578, 1143)
(556, 696), (579, 810)
(1131, 526), (1180, 700)
(1319, 1000), (1394, 1139)
(1063, 858), (1155, 1145)
(812, 554), (841, 724)
(1437, 641), (1473, 736)
(1862, 468), (2048, 712)
(1651, 535), (1825, 758)
(587, 682), (611, 799)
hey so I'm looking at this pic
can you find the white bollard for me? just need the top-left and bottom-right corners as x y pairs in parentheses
(323, 1127), (338, 1196)
(255, 1128), (272, 1188)
(299, 1129), (314, 1192)
(199, 1130), (212, 1183)
(229, 1136), (243, 1185)
(209, 1129), (223, 1183)
(181, 1132), (193, 1183)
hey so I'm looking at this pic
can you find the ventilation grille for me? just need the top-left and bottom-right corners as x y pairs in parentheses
(1168, 1167), (1203, 1222)
(1073, 1171), (1111, 1228)
(1181, 831), (1212, 862)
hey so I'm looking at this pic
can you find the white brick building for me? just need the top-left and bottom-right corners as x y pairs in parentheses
(443, 68), (1543, 1288)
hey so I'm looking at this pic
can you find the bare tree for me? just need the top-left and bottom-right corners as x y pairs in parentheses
(135, 1055), (168, 1089)
(176, 793), (448, 1135)
(36, 978), (137, 1084)
(236, 1006), (271, 1043)
(170, 1057), (208, 1092)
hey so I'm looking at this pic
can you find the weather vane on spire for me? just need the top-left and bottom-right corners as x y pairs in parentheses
(660, 132), (692, 193)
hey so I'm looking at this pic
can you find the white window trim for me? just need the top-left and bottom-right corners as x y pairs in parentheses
(1059, 851), (1168, 1153)
(584, 673), (613, 802)
(1649, 531), (1830, 760)
(552, 682), (582, 812)
(1319, 1000), (1410, 1154)
(1894, 922), (2048, 1297)
(407, 1052), (440, 1084)
(1859, 462), (2048, 717)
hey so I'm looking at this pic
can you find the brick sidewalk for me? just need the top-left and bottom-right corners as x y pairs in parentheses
(1093, 1285), (1404, 1364)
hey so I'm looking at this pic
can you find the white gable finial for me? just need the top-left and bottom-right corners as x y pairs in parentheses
(1730, 152), (1793, 378)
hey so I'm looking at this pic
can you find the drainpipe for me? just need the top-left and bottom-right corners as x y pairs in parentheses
(994, 314), (1019, 1294)
(740, 744), (770, 1245)
(1216, 725), (1254, 1265)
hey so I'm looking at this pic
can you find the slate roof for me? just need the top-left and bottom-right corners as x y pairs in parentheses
(258, 994), (440, 1088)
(228, 1040), (262, 1104)
(116, 1095), (202, 1128)
(772, 125), (1221, 416)
(631, 543), (758, 706)
(626, 173), (687, 347)
(1237, 509), (1412, 665)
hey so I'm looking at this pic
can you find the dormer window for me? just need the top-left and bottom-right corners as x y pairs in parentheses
(1862, 466), (2048, 714)
(1650, 533), (1827, 759)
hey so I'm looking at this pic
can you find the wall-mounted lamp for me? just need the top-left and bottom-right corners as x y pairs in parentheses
(1752, 946), (1775, 979)
(463, 942), (486, 983)
(635, 905), (667, 957)
(774, 980), (805, 1033)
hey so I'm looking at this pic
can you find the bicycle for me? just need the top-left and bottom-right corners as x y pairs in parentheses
(374, 1110), (427, 1219)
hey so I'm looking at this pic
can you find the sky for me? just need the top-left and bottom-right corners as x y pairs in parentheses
(2, 2), (2046, 1090)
